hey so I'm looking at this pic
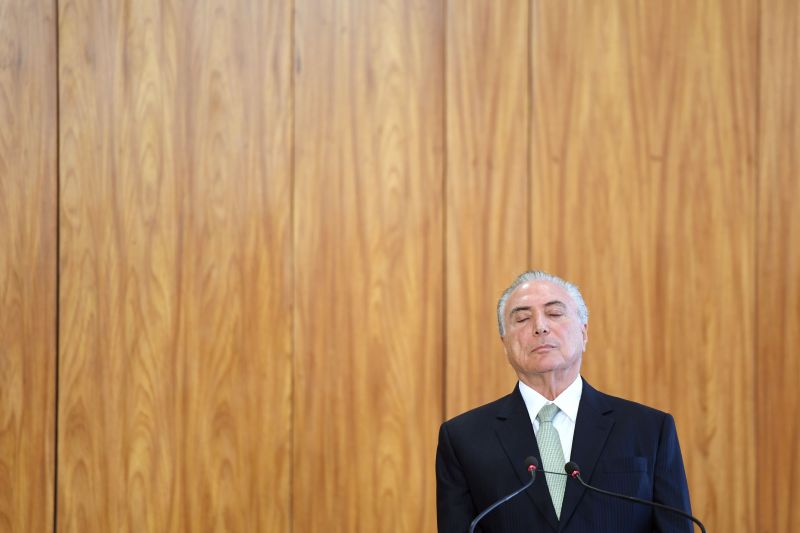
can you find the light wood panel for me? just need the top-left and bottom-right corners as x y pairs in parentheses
(32, 0), (800, 531)
(530, 1), (757, 531)
(292, 1), (444, 531)
(757, 0), (800, 530)
(445, 0), (530, 418)
(57, 0), (292, 531)
(0, 0), (57, 531)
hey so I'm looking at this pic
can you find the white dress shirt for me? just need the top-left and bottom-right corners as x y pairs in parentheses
(518, 375), (583, 461)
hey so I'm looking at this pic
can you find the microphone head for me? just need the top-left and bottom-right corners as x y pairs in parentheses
(524, 456), (539, 472)
(564, 461), (581, 477)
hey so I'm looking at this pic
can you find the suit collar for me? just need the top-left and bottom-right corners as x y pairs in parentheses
(494, 384), (560, 531)
(493, 380), (616, 531)
(557, 379), (615, 531)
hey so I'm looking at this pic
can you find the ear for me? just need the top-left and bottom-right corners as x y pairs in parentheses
(581, 323), (588, 350)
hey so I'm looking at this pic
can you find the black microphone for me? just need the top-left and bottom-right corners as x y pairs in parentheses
(469, 456), (539, 533)
(564, 461), (706, 533)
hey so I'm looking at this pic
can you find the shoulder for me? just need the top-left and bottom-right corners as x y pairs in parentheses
(437, 388), (526, 468)
(601, 391), (669, 418)
(440, 388), (521, 437)
(582, 382), (678, 441)
(443, 392), (514, 426)
(584, 381), (671, 419)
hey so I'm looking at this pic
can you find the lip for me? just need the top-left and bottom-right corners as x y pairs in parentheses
(531, 344), (557, 353)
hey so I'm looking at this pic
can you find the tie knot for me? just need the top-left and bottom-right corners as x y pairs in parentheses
(537, 403), (559, 423)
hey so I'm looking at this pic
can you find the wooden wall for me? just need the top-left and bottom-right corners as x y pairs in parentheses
(0, 0), (57, 532)
(0, 0), (798, 532)
(57, 0), (293, 530)
(292, 1), (443, 530)
(757, 1), (800, 531)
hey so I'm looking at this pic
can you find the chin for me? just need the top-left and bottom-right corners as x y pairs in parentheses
(531, 357), (575, 375)
(529, 354), (563, 368)
(531, 365), (562, 375)
(518, 359), (561, 375)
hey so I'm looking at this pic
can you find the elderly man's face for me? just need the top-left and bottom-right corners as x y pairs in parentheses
(501, 280), (588, 380)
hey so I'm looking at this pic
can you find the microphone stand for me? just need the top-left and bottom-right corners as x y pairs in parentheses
(469, 458), (538, 533)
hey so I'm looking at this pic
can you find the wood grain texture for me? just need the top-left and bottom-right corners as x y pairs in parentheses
(292, 1), (444, 531)
(57, 0), (292, 531)
(530, 1), (757, 530)
(445, 0), (530, 418)
(0, 1), (57, 531)
(21, 0), (798, 530)
(757, 0), (800, 530)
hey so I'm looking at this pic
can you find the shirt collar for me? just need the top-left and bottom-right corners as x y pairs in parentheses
(518, 374), (583, 423)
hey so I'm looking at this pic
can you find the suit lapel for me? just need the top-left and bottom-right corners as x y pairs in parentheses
(558, 380), (614, 531)
(493, 386), (560, 532)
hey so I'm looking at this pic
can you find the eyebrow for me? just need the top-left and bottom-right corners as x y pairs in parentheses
(509, 301), (567, 316)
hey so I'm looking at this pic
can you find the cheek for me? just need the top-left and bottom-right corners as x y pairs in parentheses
(559, 327), (583, 348)
(510, 335), (527, 351)
(506, 334), (530, 355)
(507, 329), (526, 343)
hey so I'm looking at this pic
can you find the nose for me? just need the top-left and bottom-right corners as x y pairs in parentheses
(533, 315), (549, 336)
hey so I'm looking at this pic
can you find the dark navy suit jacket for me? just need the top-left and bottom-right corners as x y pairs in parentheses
(436, 380), (693, 532)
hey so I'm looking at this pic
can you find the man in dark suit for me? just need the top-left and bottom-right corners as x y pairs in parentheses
(436, 271), (693, 532)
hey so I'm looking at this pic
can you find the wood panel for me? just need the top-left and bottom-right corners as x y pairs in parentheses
(0, 0), (57, 531)
(444, 0), (530, 418)
(57, 0), (292, 530)
(530, 1), (757, 531)
(292, 1), (444, 531)
(757, 0), (800, 530)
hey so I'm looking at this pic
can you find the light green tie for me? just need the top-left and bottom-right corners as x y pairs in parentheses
(537, 403), (566, 518)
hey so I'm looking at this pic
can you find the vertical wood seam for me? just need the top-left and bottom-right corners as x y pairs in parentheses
(754, 0), (762, 528)
(527, 0), (533, 264)
(290, 0), (297, 531)
(442, 0), (449, 422)
(53, 0), (61, 529)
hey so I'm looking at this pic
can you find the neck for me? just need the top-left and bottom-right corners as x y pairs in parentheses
(519, 367), (579, 400)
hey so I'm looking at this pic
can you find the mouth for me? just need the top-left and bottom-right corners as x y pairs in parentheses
(531, 344), (557, 353)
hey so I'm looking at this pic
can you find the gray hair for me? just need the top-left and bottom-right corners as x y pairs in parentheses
(497, 271), (589, 336)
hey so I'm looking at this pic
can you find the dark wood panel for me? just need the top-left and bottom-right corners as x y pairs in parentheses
(57, 0), (292, 530)
(0, 0), (57, 531)
(757, 0), (800, 530)
(444, 0), (530, 418)
(292, 1), (444, 531)
(530, 1), (757, 530)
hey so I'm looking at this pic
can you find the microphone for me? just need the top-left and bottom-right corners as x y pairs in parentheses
(564, 462), (706, 533)
(469, 456), (539, 533)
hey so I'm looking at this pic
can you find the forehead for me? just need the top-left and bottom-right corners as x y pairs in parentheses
(506, 280), (576, 311)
